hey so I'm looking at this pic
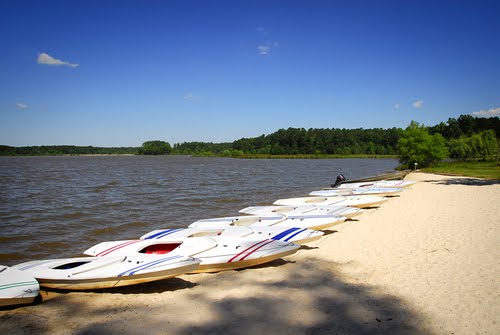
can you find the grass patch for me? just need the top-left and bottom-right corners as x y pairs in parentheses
(422, 160), (500, 180)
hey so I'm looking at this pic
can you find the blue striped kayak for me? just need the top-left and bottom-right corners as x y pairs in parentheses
(83, 235), (300, 274)
(142, 226), (324, 245)
(10, 254), (200, 290)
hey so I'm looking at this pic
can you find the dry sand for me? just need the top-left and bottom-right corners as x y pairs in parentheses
(1, 172), (499, 335)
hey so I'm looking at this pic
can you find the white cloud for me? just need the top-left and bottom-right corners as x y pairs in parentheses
(257, 45), (271, 55)
(393, 103), (400, 110)
(472, 107), (500, 117)
(37, 52), (79, 68)
(16, 103), (28, 109)
(183, 92), (200, 101)
(412, 100), (424, 109)
(256, 26), (278, 56)
(257, 42), (278, 55)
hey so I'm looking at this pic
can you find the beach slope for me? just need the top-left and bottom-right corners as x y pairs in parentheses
(1, 172), (498, 334)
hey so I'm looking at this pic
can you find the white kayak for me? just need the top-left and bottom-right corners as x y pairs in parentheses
(309, 187), (404, 197)
(0, 265), (40, 307)
(274, 195), (389, 208)
(142, 226), (324, 245)
(190, 215), (284, 227)
(188, 214), (346, 230)
(11, 254), (201, 290)
(335, 180), (416, 189)
(239, 205), (364, 218)
(84, 236), (300, 273)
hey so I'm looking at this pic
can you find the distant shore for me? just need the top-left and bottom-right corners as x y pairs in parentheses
(62, 154), (137, 157)
(1, 172), (498, 334)
(0, 152), (398, 159)
(198, 153), (398, 159)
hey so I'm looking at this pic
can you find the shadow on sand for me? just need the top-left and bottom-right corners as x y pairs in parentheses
(1, 257), (433, 335)
(423, 177), (500, 186)
(46, 276), (199, 295)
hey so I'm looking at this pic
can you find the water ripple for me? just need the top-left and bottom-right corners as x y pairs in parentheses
(0, 156), (398, 265)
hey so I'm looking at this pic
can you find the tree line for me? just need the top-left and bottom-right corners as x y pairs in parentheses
(170, 115), (498, 157)
(1, 115), (498, 162)
(0, 145), (138, 156)
(231, 127), (402, 155)
(398, 117), (499, 169)
(428, 114), (500, 139)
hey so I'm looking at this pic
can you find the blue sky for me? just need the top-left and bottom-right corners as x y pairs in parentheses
(1, 0), (499, 146)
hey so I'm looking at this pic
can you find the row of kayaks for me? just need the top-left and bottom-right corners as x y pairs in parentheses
(0, 176), (415, 307)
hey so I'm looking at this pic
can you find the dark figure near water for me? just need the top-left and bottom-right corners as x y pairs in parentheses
(331, 174), (347, 188)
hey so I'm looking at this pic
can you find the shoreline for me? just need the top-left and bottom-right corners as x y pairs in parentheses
(1, 172), (498, 334)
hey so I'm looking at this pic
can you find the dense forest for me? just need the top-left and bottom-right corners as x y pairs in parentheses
(171, 114), (498, 157)
(173, 142), (233, 155)
(231, 127), (402, 155)
(1, 114), (498, 157)
(0, 145), (138, 156)
(428, 114), (500, 139)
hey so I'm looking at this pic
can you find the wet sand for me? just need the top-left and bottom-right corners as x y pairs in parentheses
(1, 172), (499, 334)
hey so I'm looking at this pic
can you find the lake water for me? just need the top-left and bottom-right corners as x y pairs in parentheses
(0, 156), (398, 266)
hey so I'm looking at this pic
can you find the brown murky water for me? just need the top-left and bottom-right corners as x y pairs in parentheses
(0, 156), (398, 265)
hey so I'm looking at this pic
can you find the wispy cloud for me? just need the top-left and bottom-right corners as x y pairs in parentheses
(472, 107), (500, 117)
(37, 52), (79, 68)
(183, 92), (200, 101)
(16, 102), (28, 109)
(256, 27), (268, 35)
(256, 27), (278, 56)
(257, 45), (271, 55)
(412, 100), (424, 109)
(393, 103), (400, 110)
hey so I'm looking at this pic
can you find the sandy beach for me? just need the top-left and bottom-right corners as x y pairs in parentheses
(1, 172), (499, 335)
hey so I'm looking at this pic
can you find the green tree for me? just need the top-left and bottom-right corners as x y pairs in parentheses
(471, 130), (497, 160)
(457, 114), (476, 136)
(398, 121), (448, 168)
(448, 130), (498, 161)
(447, 137), (471, 160)
(445, 117), (463, 139)
(139, 140), (172, 155)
